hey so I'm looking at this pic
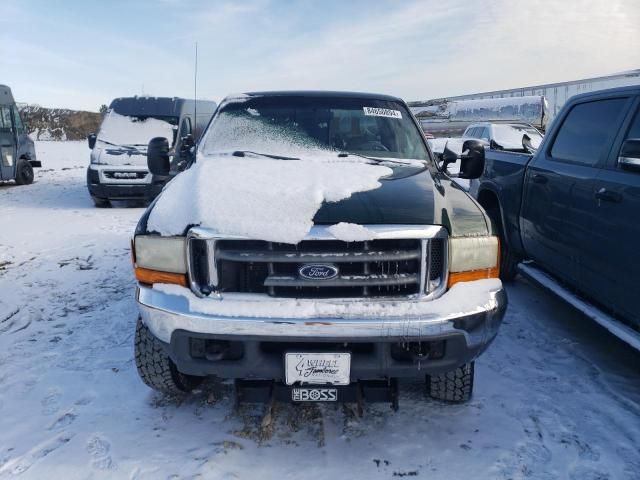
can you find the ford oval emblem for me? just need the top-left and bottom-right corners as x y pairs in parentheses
(299, 264), (339, 281)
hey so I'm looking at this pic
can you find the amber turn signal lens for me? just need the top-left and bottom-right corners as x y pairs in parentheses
(134, 266), (188, 287)
(447, 266), (500, 288)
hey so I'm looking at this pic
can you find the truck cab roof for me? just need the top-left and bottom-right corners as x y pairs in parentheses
(234, 90), (405, 103)
(109, 96), (217, 117)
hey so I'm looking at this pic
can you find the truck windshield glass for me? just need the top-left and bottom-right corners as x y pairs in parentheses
(97, 110), (178, 148)
(201, 96), (429, 161)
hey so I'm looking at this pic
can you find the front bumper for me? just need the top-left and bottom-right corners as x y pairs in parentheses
(86, 166), (164, 201)
(137, 280), (507, 379)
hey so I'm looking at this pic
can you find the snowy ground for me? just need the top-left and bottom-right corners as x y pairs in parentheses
(0, 142), (639, 480)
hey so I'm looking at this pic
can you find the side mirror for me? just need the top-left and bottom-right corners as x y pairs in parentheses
(441, 143), (459, 169)
(179, 133), (195, 157)
(87, 133), (97, 149)
(522, 134), (537, 153)
(147, 137), (170, 176)
(619, 138), (640, 172)
(459, 140), (485, 179)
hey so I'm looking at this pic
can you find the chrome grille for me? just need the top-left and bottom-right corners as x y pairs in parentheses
(187, 226), (448, 300)
(103, 171), (147, 180)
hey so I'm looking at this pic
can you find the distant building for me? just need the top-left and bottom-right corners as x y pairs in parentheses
(411, 69), (640, 127)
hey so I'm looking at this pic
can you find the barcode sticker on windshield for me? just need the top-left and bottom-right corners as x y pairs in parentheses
(363, 107), (402, 119)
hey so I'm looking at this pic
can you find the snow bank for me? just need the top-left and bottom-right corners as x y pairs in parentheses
(154, 278), (502, 320)
(147, 155), (392, 244)
(327, 222), (378, 242)
(97, 111), (176, 146)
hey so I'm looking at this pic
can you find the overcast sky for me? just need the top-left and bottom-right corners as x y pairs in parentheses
(2, 0), (639, 111)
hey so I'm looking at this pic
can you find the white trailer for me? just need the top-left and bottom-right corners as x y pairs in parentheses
(409, 96), (548, 138)
(413, 69), (640, 128)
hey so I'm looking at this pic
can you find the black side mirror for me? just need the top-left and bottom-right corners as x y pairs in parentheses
(459, 140), (485, 179)
(441, 143), (459, 169)
(87, 133), (97, 150)
(179, 134), (195, 157)
(619, 138), (640, 172)
(147, 137), (170, 176)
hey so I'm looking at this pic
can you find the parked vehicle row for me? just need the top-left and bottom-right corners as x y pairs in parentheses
(7, 80), (639, 405)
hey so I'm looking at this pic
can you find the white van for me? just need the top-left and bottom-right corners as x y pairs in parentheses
(86, 96), (216, 207)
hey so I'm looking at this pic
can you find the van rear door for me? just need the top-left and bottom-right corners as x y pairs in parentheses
(0, 106), (17, 180)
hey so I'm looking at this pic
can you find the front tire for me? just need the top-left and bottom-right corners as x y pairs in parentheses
(134, 318), (203, 395)
(91, 195), (111, 208)
(427, 362), (474, 403)
(14, 159), (34, 185)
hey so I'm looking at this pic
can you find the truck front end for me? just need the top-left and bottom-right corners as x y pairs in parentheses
(131, 92), (507, 406)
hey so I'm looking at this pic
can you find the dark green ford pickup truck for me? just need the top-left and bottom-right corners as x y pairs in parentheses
(475, 86), (640, 348)
(130, 91), (507, 407)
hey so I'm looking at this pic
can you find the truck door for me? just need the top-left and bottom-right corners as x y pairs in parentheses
(520, 97), (629, 285)
(582, 97), (640, 327)
(0, 105), (17, 180)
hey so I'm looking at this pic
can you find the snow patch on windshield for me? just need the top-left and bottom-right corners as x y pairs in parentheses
(97, 111), (175, 147)
(202, 111), (330, 159)
(147, 155), (392, 244)
(327, 223), (378, 242)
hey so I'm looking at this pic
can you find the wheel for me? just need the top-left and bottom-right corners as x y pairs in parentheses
(486, 207), (519, 282)
(426, 362), (474, 403)
(91, 196), (111, 208)
(14, 159), (34, 185)
(134, 317), (203, 395)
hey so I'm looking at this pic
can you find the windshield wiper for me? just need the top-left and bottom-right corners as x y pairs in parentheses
(232, 150), (299, 160)
(337, 152), (418, 166)
(99, 139), (146, 151)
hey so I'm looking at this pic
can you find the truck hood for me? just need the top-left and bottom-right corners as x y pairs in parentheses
(140, 157), (490, 241)
(313, 165), (490, 237)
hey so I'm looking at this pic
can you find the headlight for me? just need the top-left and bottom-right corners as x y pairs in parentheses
(448, 236), (500, 287)
(133, 235), (187, 286)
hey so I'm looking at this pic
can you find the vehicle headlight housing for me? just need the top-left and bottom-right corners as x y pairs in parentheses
(448, 236), (500, 287)
(133, 235), (187, 286)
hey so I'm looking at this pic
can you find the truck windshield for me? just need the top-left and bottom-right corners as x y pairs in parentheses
(201, 96), (429, 161)
(97, 110), (178, 148)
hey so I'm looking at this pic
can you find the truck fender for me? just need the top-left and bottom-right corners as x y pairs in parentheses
(476, 185), (524, 257)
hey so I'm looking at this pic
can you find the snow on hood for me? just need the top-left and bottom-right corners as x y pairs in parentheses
(97, 111), (176, 147)
(147, 154), (392, 244)
(327, 222), (378, 241)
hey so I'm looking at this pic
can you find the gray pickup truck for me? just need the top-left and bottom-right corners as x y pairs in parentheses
(474, 86), (640, 348)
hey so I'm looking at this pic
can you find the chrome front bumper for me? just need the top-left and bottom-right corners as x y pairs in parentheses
(136, 280), (506, 348)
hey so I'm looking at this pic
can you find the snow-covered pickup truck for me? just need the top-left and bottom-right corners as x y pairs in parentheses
(131, 91), (507, 406)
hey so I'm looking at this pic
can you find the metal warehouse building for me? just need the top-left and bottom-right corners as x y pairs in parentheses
(415, 69), (640, 126)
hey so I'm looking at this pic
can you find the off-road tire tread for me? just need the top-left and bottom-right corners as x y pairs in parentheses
(134, 318), (202, 394)
(427, 362), (474, 403)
